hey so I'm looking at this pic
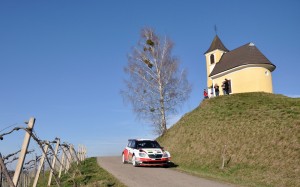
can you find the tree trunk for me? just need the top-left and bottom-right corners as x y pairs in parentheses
(160, 95), (167, 135)
(161, 118), (167, 135)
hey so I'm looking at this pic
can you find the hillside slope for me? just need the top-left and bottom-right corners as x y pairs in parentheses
(158, 92), (300, 187)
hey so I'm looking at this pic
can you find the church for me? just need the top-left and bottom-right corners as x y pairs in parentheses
(204, 35), (276, 97)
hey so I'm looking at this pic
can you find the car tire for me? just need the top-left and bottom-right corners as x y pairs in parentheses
(163, 163), (169, 168)
(122, 154), (127, 164)
(132, 155), (138, 167)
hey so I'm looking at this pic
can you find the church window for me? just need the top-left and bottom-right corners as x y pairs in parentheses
(210, 54), (215, 64)
(265, 71), (269, 76)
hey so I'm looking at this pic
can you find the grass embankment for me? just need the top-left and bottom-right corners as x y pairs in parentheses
(37, 157), (125, 187)
(158, 92), (300, 187)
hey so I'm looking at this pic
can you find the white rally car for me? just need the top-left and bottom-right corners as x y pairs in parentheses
(122, 139), (171, 167)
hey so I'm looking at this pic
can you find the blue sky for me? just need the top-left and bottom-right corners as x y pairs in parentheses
(1, 0), (299, 164)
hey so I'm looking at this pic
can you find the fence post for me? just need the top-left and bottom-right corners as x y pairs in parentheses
(67, 146), (74, 163)
(58, 150), (65, 178)
(47, 138), (60, 187)
(221, 145), (227, 169)
(83, 146), (87, 160)
(77, 145), (81, 162)
(23, 172), (26, 187)
(34, 153), (37, 177)
(0, 163), (2, 187)
(0, 153), (15, 187)
(32, 143), (49, 187)
(65, 147), (72, 173)
(80, 145), (84, 161)
(13, 117), (35, 186)
(80, 144), (84, 161)
(70, 145), (80, 164)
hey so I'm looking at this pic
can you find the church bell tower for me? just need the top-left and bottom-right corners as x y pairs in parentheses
(204, 35), (229, 96)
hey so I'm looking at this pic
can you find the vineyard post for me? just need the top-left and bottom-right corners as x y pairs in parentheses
(65, 147), (72, 173)
(77, 145), (81, 161)
(68, 146), (74, 163)
(221, 145), (227, 170)
(47, 138), (60, 187)
(34, 153), (37, 177)
(0, 153), (15, 187)
(0, 161), (2, 187)
(22, 172), (26, 187)
(80, 145), (84, 161)
(70, 145), (79, 164)
(60, 146), (69, 174)
(83, 146), (87, 160)
(13, 117), (35, 186)
(79, 145), (85, 161)
(32, 143), (49, 187)
(58, 150), (65, 178)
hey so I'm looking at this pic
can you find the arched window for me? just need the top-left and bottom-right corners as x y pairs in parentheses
(210, 54), (215, 64)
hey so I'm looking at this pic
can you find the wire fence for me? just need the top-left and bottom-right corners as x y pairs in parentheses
(0, 117), (87, 187)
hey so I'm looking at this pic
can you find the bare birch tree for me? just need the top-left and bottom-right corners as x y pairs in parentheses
(121, 28), (191, 136)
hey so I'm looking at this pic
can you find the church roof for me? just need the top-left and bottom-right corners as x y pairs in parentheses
(204, 35), (229, 54)
(209, 42), (276, 77)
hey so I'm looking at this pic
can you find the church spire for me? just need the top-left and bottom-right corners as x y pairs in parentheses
(204, 35), (229, 54)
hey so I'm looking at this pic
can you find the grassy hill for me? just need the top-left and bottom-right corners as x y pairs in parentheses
(157, 92), (300, 187)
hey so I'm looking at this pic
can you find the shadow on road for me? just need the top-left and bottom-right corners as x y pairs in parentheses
(167, 161), (178, 168)
(137, 162), (178, 168)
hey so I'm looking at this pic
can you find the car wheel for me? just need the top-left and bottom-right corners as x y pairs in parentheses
(132, 155), (138, 167)
(163, 163), (169, 168)
(122, 154), (127, 164)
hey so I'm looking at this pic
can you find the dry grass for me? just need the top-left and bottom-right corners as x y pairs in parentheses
(158, 92), (300, 187)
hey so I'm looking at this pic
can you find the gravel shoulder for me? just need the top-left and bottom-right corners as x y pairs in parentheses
(97, 156), (236, 187)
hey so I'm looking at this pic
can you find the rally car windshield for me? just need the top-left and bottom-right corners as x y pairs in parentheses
(136, 141), (161, 149)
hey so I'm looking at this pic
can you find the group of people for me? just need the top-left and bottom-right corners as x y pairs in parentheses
(203, 78), (230, 99)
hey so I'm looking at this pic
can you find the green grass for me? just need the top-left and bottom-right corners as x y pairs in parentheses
(37, 157), (126, 187)
(157, 92), (300, 187)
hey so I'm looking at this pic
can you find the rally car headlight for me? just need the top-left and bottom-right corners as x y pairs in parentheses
(163, 152), (169, 158)
(139, 152), (147, 157)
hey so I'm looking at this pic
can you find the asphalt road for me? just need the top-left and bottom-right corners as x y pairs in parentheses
(97, 156), (236, 187)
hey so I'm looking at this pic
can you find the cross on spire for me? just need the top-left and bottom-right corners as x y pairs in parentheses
(214, 24), (218, 35)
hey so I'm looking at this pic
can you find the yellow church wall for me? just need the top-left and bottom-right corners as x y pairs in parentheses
(212, 67), (273, 95)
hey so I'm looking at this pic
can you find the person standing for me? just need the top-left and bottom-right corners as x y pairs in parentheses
(214, 84), (220, 96)
(223, 79), (229, 95)
(222, 81), (226, 95)
(203, 89), (208, 99)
